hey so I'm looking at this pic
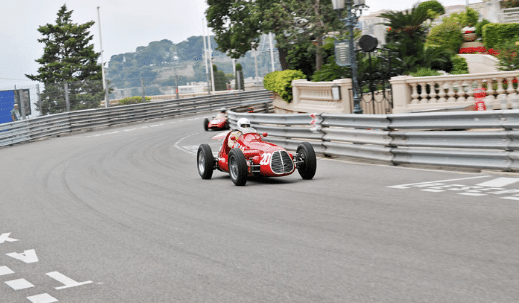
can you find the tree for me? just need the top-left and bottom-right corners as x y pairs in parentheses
(26, 4), (103, 114)
(381, 6), (430, 73)
(206, 0), (342, 72)
(417, 0), (445, 19)
(212, 65), (228, 91)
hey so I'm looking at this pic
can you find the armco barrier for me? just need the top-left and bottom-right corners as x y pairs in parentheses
(228, 109), (519, 172)
(0, 90), (272, 148)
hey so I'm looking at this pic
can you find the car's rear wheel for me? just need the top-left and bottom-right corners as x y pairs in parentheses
(197, 144), (214, 179)
(296, 142), (316, 180)
(203, 118), (209, 131)
(229, 148), (248, 186)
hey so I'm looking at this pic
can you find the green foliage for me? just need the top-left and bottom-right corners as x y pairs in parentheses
(26, 4), (104, 115)
(410, 67), (441, 77)
(381, 6), (429, 69)
(212, 65), (228, 91)
(206, 0), (343, 72)
(450, 55), (469, 74)
(475, 19), (491, 37)
(118, 96), (152, 105)
(501, 0), (519, 8)
(422, 47), (455, 72)
(459, 7), (479, 27)
(417, 1), (445, 16)
(483, 23), (519, 49)
(263, 70), (306, 102)
(495, 40), (519, 71)
(425, 18), (463, 53)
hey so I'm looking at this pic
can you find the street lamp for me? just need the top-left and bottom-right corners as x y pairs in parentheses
(332, 0), (368, 114)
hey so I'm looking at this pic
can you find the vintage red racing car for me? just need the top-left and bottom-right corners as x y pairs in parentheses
(204, 108), (229, 131)
(197, 118), (317, 186)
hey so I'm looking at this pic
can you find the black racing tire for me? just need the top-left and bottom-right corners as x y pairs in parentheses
(203, 118), (209, 131)
(228, 148), (248, 186)
(197, 144), (214, 179)
(296, 142), (317, 180)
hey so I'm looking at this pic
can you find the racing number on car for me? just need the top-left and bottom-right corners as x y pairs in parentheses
(260, 153), (272, 165)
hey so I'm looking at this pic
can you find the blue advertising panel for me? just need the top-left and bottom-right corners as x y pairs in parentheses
(0, 90), (15, 124)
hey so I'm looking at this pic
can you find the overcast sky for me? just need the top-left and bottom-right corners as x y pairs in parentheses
(1, 0), (475, 89)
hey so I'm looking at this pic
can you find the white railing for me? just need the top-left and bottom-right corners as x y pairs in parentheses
(501, 7), (519, 23)
(391, 71), (519, 113)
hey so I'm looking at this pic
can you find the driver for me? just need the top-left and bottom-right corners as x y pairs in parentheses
(228, 118), (256, 148)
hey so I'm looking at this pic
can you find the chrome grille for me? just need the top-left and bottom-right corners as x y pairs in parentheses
(270, 151), (294, 174)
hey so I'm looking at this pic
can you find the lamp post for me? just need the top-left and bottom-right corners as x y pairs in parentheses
(332, 0), (368, 114)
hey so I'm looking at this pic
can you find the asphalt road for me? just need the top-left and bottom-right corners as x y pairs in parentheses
(1, 114), (518, 303)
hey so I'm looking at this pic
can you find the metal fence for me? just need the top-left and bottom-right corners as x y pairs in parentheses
(0, 90), (272, 148)
(228, 110), (519, 172)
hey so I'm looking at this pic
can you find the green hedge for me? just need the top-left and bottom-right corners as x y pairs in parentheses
(450, 55), (469, 74)
(118, 96), (152, 105)
(263, 70), (306, 102)
(483, 23), (519, 49)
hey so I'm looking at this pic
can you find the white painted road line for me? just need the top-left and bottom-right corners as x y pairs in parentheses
(388, 175), (490, 189)
(46, 271), (93, 290)
(0, 265), (14, 276)
(0, 232), (19, 243)
(27, 293), (59, 303)
(6, 249), (39, 263)
(502, 196), (519, 201)
(476, 177), (519, 188)
(5, 278), (34, 290)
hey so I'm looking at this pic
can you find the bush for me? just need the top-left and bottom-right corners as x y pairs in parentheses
(495, 40), (519, 71)
(263, 70), (306, 103)
(425, 16), (463, 53)
(450, 55), (469, 74)
(475, 19), (491, 38)
(417, 1), (445, 16)
(118, 96), (151, 105)
(483, 23), (519, 49)
(410, 67), (441, 77)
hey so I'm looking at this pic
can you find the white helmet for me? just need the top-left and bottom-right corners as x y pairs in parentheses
(237, 118), (256, 134)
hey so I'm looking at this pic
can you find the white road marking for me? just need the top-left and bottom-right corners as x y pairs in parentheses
(27, 293), (59, 303)
(6, 249), (39, 263)
(174, 133), (200, 155)
(458, 192), (488, 196)
(46, 271), (93, 290)
(5, 278), (34, 290)
(0, 266), (14, 276)
(476, 177), (519, 188)
(388, 176), (490, 189)
(0, 232), (18, 244)
(502, 196), (519, 201)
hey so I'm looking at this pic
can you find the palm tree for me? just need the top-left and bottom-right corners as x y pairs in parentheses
(380, 6), (429, 72)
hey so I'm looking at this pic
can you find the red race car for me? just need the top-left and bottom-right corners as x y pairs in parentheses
(197, 118), (317, 186)
(204, 108), (229, 131)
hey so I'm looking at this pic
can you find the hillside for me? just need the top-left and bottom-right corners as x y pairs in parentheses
(106, 36), (277, 92)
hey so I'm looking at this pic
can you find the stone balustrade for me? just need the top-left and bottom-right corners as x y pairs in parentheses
(271, 70), (519, 114)
(391, 71), (519, 113)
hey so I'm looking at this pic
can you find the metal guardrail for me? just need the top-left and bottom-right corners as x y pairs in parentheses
(228, 110), (519, 172)
(0, 90), (273, 148)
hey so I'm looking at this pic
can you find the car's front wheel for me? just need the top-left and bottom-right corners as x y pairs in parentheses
(203, 118), (209, 131)
(197, 144), (214, 179)
(229, 148), (248, 186)
(296, 142), (316, 180)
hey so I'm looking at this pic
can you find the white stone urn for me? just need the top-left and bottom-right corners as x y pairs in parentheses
(462, 26), (477, 42)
